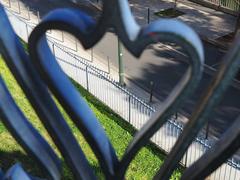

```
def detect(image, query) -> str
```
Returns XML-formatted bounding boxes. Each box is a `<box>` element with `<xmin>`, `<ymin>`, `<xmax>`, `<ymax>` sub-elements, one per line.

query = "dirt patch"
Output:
<box><xmin>154</xmin><ymin>8</ymin><xmax>185</xmax><ymax>18</ymax></box>
<box><xmin>215</xmin><ymin>32</ymin><xmax>235</xmax><ymax>47</ymax></box>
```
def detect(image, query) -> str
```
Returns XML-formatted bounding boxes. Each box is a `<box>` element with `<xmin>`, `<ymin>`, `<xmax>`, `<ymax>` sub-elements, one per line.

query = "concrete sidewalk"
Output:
<box><xmin>89</xmin><ymin>0</ymin><xmax>236</xmax><ymax>49</ymax></box>
<box><xmin>131</xmin><ymin>0</ymin><xmax>235</xmax><ymax>39</ymax></box>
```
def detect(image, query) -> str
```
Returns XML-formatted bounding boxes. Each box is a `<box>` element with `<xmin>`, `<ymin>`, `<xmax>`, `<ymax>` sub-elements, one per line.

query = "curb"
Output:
<box><xmin>201</xmin><ymin>36</ymin><xmax>229</xmax><ymax>51</ymax></box>
<box><xmin>86</xmin><ymin>0</ymin><xmax>102</xmax><ymax>11</ymax></box>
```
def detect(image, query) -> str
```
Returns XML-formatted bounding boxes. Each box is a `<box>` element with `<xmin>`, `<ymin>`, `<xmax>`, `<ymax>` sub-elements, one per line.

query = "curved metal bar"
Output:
<box><xmin>0</xmin><ymin>168</ymin><xmax>3</xmax><ymax>179</ymax></box>
<box><xmin>116</xmin><ymin>19</ymin><xmax>204</xmax><ymax>179</ymax></box>
<box><xmin>154</xmin><ymin>35</ymin><xmax>240</xmax><ymax>180</ymax></box>
<box><xmin>0</xmin><ymin>77</ymin><xmax>61</xmax><ymax>179</ymax></box>
<box><xmin>181</xmin><ymin>116</ymin><xmax>240</xmax><ymax>180</ymax></box>
<box><xmin>4</xmin><ymin>164</ymin><xmax>32</xmax><ymax>180</ymax></box>
<box><xmin>28</xmin><ymin>3</ymin><xmax>205</xmax><ymax>179</ymax></box>
<box><xmin>28</xmin><ymin>8</ymin><xmax>118</xmax><ymax>178</ymax></box>
<box><xmin>0</xmin><ymin>5</ymin><xmax>95</xmax><ymax>179</ymax></box>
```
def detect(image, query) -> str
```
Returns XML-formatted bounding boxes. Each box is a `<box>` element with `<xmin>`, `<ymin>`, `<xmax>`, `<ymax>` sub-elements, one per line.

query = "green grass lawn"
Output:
<box><xmin>0</xmin><ymin>57</ymin><xmax>182</xmax><ymax>179</ymax></box>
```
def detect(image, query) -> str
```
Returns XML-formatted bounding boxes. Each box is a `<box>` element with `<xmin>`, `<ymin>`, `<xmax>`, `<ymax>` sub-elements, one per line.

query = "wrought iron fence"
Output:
<box><xmin>52</xmin><ymin>41</ymin><xmax>240</xmax><ymax>179</ymax></box>
<box><xmin>1</xmin><ymin>1</ymin><xmax>240</xmax><ymax>179</ymax></box>
<box><xmin>190</xmin><ymin>0</ymin><xmax>240</xmax><ymax>13</ymax></box>
<box><xmin>221</xmin><ymin>0</ymin><xmax>240</xmax><ymax>10</ymax></box>
<box><xmin>90</xmin><ymin>0</ymin><xmax>240</xmax><ymax>13</ymax></box>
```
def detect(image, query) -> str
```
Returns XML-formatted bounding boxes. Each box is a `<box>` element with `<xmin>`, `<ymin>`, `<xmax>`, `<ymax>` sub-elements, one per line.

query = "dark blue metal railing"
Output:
<box><xmin>0</xmin><ymin>0</ymin><xmax>239</xmax><ymax>179</ymax></box>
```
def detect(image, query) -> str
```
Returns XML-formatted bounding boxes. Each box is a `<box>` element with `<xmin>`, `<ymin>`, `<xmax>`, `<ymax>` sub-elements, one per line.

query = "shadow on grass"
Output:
<box><xmin>0</xmin><ymin>149</ymin><xmax>104</xmax><ymax>179</ymax></box>
<box><xmin>0</xmin><ymin>150</ymin><xmax>45</xmax><ymax>178</ymax></box>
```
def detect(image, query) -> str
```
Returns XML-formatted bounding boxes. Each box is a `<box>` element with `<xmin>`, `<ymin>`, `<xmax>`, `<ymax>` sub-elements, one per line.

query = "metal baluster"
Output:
<box><xmin>86</xmin><ymin>66</ymin><xmax>89</xmax><ymax>91</ymax></box>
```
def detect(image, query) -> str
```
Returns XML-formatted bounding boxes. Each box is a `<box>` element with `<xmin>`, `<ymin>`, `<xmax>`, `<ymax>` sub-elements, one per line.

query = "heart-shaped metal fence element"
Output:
<box><xmin>27</xmin><ymin>1</ymin><xmax>203</xmax><ymax>179</ymax></box>
<box><xmin>1</xmin><ymin>0</ymin><xmax>239</xmax><ymax>179</ymax></box>
<box><xmin>3</xmin><ymin>164</ymin><xmax>32</xmax><ymax>179</ymax></box>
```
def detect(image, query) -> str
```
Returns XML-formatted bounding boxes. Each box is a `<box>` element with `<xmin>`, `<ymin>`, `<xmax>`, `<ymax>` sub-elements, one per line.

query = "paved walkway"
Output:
<box><xmin>131</xmin><ymin>0</ymin><xmax>235</xmax><ymax>39</ymax></box>
<box><xmin>89</xmin><ymin>0</ymin><xmax>236</xmax><ymax>48</ymax></box>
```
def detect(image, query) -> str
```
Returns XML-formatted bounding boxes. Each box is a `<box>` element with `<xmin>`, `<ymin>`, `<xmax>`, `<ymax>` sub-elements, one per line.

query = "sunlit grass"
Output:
<box><xmin>0</xmin><ymin>57</ymin><xmax>182</xmax><ymax>179</ymax></box>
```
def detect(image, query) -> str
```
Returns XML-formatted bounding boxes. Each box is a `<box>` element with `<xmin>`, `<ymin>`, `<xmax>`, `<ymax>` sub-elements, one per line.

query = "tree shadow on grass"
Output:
<box><xmin>0</xmin><ymin>149</ymin><xmax>104</xmax><ymax>179</ymax></box>
<box><xmin>0</xmin><ymin>150</ymin><xmax>45</xmax><ymax>178</ymax></box>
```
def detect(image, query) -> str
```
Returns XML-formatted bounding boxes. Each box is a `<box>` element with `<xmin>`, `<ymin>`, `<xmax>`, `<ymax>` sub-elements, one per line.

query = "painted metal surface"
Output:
<box><xmin>0</xmin><ymin>0</ymin><xmax>239</xmax><ymax>179</ymax></box>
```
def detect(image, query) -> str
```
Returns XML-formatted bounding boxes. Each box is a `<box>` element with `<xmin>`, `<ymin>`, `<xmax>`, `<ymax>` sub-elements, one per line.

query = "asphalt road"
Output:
<box><xmin>18</xmin><ymin>0</ymin><xmax>240</xmax><ymax>159</ymax></box>
<box><xmin>93</xmin><ymin>31</ymin><xmax>236</xmax><ymax>137</ymax></box>
<box><xmin>93</xmin><ymin>30</ymin><xmax>240</xmax><ymax>159</ymax></box>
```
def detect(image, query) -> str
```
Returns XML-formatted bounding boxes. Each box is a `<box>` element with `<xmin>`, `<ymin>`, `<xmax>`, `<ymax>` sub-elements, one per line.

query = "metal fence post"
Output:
<box><xmin>118</xmin><ymin>37</ymin><xmax>124</xmax><ymax>86</ymax></box>
<box><xmin>147</xmin><ymin>8</ymin><xmax>150</xmax><ymax>24</ymax></box>
<box><xmin>52</xmin><ymin>43</ymin><xmax>55</xmax><ymax>57</ymax></box>
<box><xmin>128</xmin><ymin>95</ymin><xmax>131</xmax><ymax>123</ymax></box>
<box><xmin>175</xmin><ymin>112</ymin><xmax>178</xmax><ymax>119</ymax></box>
<box><xmin>8</xmin><ymin>0</ymin><xmax>11</xmax><ymax>8</ymax></box>
<box><xmin>184</xmin><ymin>149</ymin><xmax>188</xmax><ymax>167</ymax></box>
<box><xmin>91</xmin><ymin>48</ymin><xmax>93</xmax><ymax>62</ymax></box>
<box><xmin>61</xmin><ymin>31</ymin><xmax>64</xmax><ymax>42</ymax></box>
<box><xmin>86</xmin><ymin>66</ymin><xmax>89</xmax><ymax>91</ymax></box>
<box><xmin>37</xmin><ymin>11</ymin><xmax>40</xmax><ymax>23</ymax></box>
<box><xmin>25</xmin><ymin>23</ymin><xmax>29</xmax><ymax>38</ymax></box>
<box><xmin>17</xmin><ymin>0</ymin><xmax>20</xmax><ymax>14</ymax></box>
<box><xmin>149</xmin><ymin>81</ymin><xmax>154</xmax><ymax>103</ymax></box>
<box><xmin>75</xmin><ymin>38</ymin><xmax>78</xmax><ymax>52</ymax></box>
<box><xmin>205</xmin><ymin>122</ymin><xmax>210</xmax><ymax>139</ymax></box>
<box><xmin>107</xmin><ymin>56</ymin><xmax>110</xmax><ymax>74</ymax></box>
<box><xmin>74</xmin><ymin>54</ymin><xmax>77</xmax><ymax>81</ymax></box>
<box><xmin>27</xmin><ymin>6</ymin><xmax>30</xmax><ymax>20</ymax></box>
